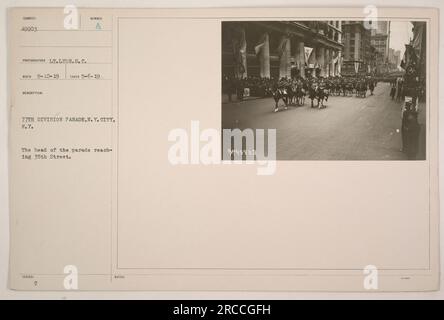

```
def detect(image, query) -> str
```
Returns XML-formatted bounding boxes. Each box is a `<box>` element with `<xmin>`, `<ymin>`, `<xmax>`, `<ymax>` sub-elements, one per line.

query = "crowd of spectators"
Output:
<box><xmin>222</xmin><ymin>75</ymin><xmax>275</xmax><ymax>101</ymax></box>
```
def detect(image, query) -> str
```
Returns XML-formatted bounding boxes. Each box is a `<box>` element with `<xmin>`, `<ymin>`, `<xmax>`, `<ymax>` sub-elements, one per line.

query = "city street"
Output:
<box><xmin>222</xmin><ymin>82</ymin><xmax>426</xmax><ymax>160</ymax></box>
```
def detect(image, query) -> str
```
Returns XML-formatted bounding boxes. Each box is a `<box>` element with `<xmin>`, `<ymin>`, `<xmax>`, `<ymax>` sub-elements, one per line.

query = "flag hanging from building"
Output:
<box><xmin>400</xmin><ymin>46</ymin><xmax>408</xmax><ymax>69</ymax></box>
<box><xmin>277</xmin><ymin>36</ymin><xmax>289</xmax><ymax>58</ymax></box>
<box><xmin>400</xmin><ymin>44</ymin><xmax>418</xmax><ymax>70</ymax></box>
<box><xmin>411</xmin><ymin>22</ymin><xmax>425</xmax><ymax>61</ymax></box>
<box><xmin>239</xmin><ymin>28</ymin><xmax>246</xmax><ymax>55</ymax></box>
<box><xmin>304</xmin><ymin>47</ymin><xmax>313</xmax><ymax>63</ymax></box>
<box><xmin>231</xmin><ymin>27</ymin><xmax>247</xmax><ymax>76</ymax></box>
<box><xmin>254</xmin><ymin>42</ymin><xmax>265</xmax><ymax>55</ymax></box>
<box><xmin>354</xmin><ymin>62</ymin><xmax>360</xmax><ymax>74</ymax></box>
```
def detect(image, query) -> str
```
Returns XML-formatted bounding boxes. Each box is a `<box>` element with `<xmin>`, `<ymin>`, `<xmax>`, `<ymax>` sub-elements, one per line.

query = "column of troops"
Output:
<box><xmin>223</xmin><ymin>75</ymin><xmax>377</xmax><ymax>112</ymax></box>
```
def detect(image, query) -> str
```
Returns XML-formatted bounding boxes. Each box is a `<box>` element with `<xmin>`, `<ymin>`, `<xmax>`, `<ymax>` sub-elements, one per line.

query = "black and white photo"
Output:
<box><xmin>222</xmin><ymin>20</ymin><xmax>427</xmax><ymax>160</ymax></box>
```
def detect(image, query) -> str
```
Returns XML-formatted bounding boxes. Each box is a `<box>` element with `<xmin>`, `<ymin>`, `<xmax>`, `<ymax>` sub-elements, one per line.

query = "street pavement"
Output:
<box><xmin>222</xmin><ymin>82</ymin><xmax>426</xmax><ymax>160</ymax></box>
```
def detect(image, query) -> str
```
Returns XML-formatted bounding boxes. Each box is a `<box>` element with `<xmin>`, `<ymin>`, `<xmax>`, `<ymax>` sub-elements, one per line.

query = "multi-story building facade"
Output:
<box><xmin>394</xmin><ymin>50</ymin><xmax>401</xmax><ymax>67</ymax></box>
<box><xmin>371</xmin><ymin>21</ymin><xmax>390</xmax><ymax>37</ymax></box>
<box><xmin>222</xmin><ymin>21</ymin><xmax>343</xmax><ymax>80</ymax></box>
<box><xmin>341</xmin><ymin>21</ymin><xmax>373</xmax><ymax>76</ymax></box>
<box><xmin>387</xmin><ymin>48</ymin><xmax>401</xmax><ymax>71</ymax></box>
<box><xmin>411</xmin><ymin>21</ymin><xmax>426</xmax><ymax>83</ymax></box>
<box><xmin>370</xmin><ymin>20</ymin><xmax>390</xmax><ymax>74</ymax></box>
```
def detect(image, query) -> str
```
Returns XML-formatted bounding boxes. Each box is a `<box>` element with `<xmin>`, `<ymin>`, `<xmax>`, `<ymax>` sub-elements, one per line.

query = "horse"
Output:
<box><xmin>308</xmin><ymin>84</ymin><xmax>318</xmax><ymax>108</ymax></box>
<box><xmin>345</xmin><ymin>82</ymin><xmax>354</xmax><ymax>96</ymax></box>
<box><xmin>308</xmin><ymin>84</ymin><xmax>328</xmax><ymax>109</ymax></box>
<box><xmin>339</xmin><ymin>82</ymin><xmax>346</xmax><ymax>96</ymax></box>
<box><xmin>369</xmin><ymin>81</ymin><xmax>375</xmax><ymax>95</ymax></box>
<box><xmin>332</xmin><ymin>82</ymin><xmax>341</xmax><ymax>96</ymax></box>
<box><xmin>294</xmin><ymin>83</ymin><xmax>306</xmax><ymax>105</ymax></box>
<box><xmin>356</xmin><ymin>82</ymin><xmax>367</xmax><ymax>98</ymax></box>
<box><xmin>285</xmin><ymin>84</ymin><xmax>297</xmax><ymax>105</ymax></box>
<box><xmin>316</xmin><ymin>85</ymin><xmax>329</xmax><ymax>109</ymax></box>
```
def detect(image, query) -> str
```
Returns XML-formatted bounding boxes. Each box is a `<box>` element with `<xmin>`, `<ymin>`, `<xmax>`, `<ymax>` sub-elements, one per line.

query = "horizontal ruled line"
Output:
<box><xmin>33</xmin><ymin>29</ymin><xmax>112</xmax><ymax>32</ymax></box>
<box><xmin>20</xmin><ymin>45</ymin><xmax>112</xmax><ymax>48</ymax></box>
<box><xmin>19</xmin><ymin>78</ymin><xmax>112</xmax><ymax>81</ymax></box>
<box><xmin>19</xmin><ymin>62</ymin><xmax>112</xmax><ymax>65</ymax></box>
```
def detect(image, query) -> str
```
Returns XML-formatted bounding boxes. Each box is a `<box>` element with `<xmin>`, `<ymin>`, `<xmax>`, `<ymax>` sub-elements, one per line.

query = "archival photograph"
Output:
<box><xmin>222</xmin><ymin>20</ymin><xmax>427</xmax><ymax>160</ymax></box>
